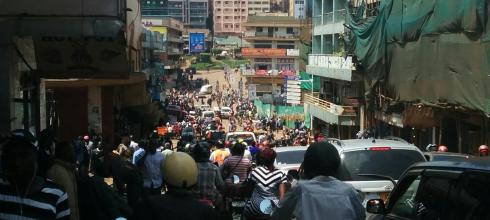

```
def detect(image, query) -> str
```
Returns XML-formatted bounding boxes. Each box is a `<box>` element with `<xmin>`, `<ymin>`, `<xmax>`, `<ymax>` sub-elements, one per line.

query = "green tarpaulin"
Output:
<box><xmin>299</xmin><ymin>71</ymin><xmax>320</xmax><ymax>92</ymax></box>
<box><xmin>348</xmin><ymin>0</ymin><xmax>490</xmax><ymax>114</ymax></box>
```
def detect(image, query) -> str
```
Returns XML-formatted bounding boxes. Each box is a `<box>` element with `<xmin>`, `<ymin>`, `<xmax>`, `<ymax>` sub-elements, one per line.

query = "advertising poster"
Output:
<box><xmin>189</xmin><ymin>33</ymin><xmax>205</xmax><ymax>53</ymax></box>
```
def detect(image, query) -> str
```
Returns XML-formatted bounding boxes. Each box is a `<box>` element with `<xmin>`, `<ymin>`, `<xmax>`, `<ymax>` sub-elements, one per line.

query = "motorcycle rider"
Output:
<box><xmin>272</xmin><ymin>142</ymin><xmax>365</xmax><ymax>220</ymax></box>
<box><xmin>426</xmin><ymin>144</ymin><xmax>438</xmax><ymax>152</ymax></box>
<box><xmin>191</xmin><ymin>142</ymin><xmax>225</xmax><ymax>205</ymax></box>
<box><xmin>134</xmin><ymin>152</ymin><xmax>217</xmax><ymax>220</ymax></box>
<box><xmin>437</xmin><ymin>145</ymin><xmax>448</xmax><ymax>152</ymax></box>
<box><xmin>209</xmin><ymin>139</ymin><xmax>230</xmax><ymax>166</ymax></box>
<box><xmin>478</xmin><ymin>145</ymin><xmax>489</xmax><ymax>156</ymax></box>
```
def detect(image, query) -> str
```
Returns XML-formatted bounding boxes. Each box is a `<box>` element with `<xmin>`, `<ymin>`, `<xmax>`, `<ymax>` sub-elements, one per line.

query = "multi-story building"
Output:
<box><xmin>292</xmin><ymin>0</ymin><xmax>306</xmax><ymax>19</ymax></box>
<box><xmin>248</xmin><ymin>0</ymin><xmax>270</xmax><ymax>15</ymax></box>
<box><xmin>213</xmin><ymin>0</ymin><xmax>248</xmax><ymax>36</ymax></box>
<box><xmin>142</xmin><ymin>0</ymin><xmax>209</xmax><ymax>29</ymax></box>
<box><xmin>241</xmin><ymin>16</ymin><xmax>302</xmax><ymax>99</ymax></box>
<box><xmin>143</xmin><ymin>18</ymin><xmax>184</xmax><ymax>70</ymax></box>
<box><xmin>305</xmin><ymin>0</ymin><xmax>362</xmax><ymax>138</ymax></box>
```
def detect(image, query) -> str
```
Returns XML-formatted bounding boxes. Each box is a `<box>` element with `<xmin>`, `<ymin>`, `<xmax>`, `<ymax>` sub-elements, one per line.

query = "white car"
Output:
<box><xmin>198</xmin><ymin>104</ymin><xmax>211</xmax><ymax>111</ymax></box>
<box><xmin>225</xmin><ymin>132</ymin><xmax>257</xmax><ymax>143</ymax></box>
<box><xmin>199</xmin><ymin>85</ymin><xmax>213</xmax><ymax>97</ymax></box>
<box><xmin>220</xmin><ymin>107</ymin><xmax>232</xmax><ymax>119</ymax></box>
<box><xmin>202</xmin><ymin>110</ymin><xmax>215</xmax><ymax>119</ymax></box>
<box><xmin>273</xmin><ymin>138</ymin><xmax>426</xmax><ymax>206</ymax></box>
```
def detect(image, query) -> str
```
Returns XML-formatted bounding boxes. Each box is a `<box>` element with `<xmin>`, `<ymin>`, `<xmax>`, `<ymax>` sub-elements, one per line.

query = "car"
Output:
<box><xmin>225</xmin><ymin>132</ymin><xmax>257</xmax><ymax>143</ymax></box>
<box><xmin>198</xmin><ymin>104</ymin><xmax>211</xmax><ymax>111</ymax></box>
<box><xmin>166</xmin><ymin>105</ymin><xmax>185</xmax><ymax>116</ymax></box>
<box><xmin>329</xmin><ymin>138</ymin><xmax>426</xmax><ymax>205</ymax></box>
<box><xmin>423</xmin><ymin>151</ymin><xmax>474</xmax><ymax>161</ymax></box>
<box><xmin>198</xmin><ymin>85</ymin><xmax>213</xmax><ymax>97</ymax></box>
<box><xmin>274</xmin><ymin>146</ymin><xmax>308</xmax><ymax>173</ymax></box>
<box><xmin>202</xmin><ymin>110</ymin><xmax>215</xmax><ymax>119</ymax></box>
<box><xmin>220</xmin><ymin>107</ymin><xmax>232</xmax><ymax>119</ymax></box>
<box><xmin>181</xmin><ymin>127</ymin><xmax>195</xmax><ymax>143</ymax></box>
<box><xmin>365</xmin><ymin>158</ymin><xmax>490</xmax><ymax>220</ymax></box>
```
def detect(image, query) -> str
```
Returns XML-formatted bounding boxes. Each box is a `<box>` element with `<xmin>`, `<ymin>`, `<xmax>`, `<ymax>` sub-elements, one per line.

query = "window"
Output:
<box><xmin>256</xmin><ymin>27</ymin><xmax>263</xmax><ymax>32</ymax></box>
<box><xmin>235</xmin><ymin>24</ymin><xmax>240</xmax><ymax>28</ymax></box>
<box><xmin>225</xmin><ymin>24</ymin><xmax>228</xmax><ymax>28</ymax></box>
<box><xmin>286</xmin><ymin>27</ymin><xmax>294</xmax><ymax>34</ymax></box>
<box><xmin>391</xmin><ymin>176</ymin><xmax>421</xmax><ymax>218</ymax></box>
<box><xmin>274</xmin><ymin>27</ymin><xmax>278</xmax><ymax>31</ymax></box>
<box><xmin>217</xmin><ymin>16</ymin><xmax>221</xmax><ymax>19</ymax></box>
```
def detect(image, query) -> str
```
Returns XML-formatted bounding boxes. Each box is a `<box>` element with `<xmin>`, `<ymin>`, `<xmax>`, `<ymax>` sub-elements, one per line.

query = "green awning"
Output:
<box><xmin>299</xmin><ymin>71</ymin><xmax>320</xmax><ymax>92</ymax></box>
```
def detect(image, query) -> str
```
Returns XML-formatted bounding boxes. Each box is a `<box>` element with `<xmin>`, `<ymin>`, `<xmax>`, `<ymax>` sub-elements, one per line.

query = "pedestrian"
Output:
<box><xmin>191</xmin><ymin>142</ymin><xmax>225</xmax><ymax>206</ymax></box>
<box><xmin>133</xmin><ymin>152</ymin><xmax>217</xmax><ymax>220</ymax></box>
<box><xmin>47</xmin><ymin>142</ymin><xmax>80</xmax><ymax>220</ymax></box>
<box><xmin>243</xmin><ymin>148</ymin><xmax>287</xmax><ymax>219</ymax></box>
<box><xmin>272</xmin><ymin>142</ymin><xmax>365</xmax><ymax>220</ymax></box>
<box><xmin>139</xmin><ymin>137</ymin><xmax>165</xmax><ymax>196</ymax></box>
<box><xmin>0</xmin><ymin>136</ymin><xmax>71</xmax><ymax>219</ymax></box>
<box><xmin>209</xmin><ymin>140</ymin><xmax>230</xmax><ymax>166</ymax></box>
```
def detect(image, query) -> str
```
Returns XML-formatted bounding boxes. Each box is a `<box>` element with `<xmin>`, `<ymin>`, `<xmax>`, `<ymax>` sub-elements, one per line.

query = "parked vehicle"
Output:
<box><xmin>220</xmin><ymin>107</ymin><xmax>232</xmax><ymax>119</ymax></box>
<box><xmin>202</xmin><ymin>110</ymin><xmax>215</xmax><ymax>119</ymax></box>
<box><xmin>366</xmin><ymin>158</ymin><xmax>490</xmax><ymax>220</ymax></box>
<box><xmin>198</xmin><ymin>85</ymin><xmax>213</xmax><ymax>97</ymax></box>
<box><xmin>225</xmin><ymin>132</ymin><xmax>257</xmax><ymax>143</ymax></box>
<box><xmin>274</xmin><ymin>146</ymin><xmax>308</xmax><ymax>173</ymax></box>
<box><xmin>423</xmin><ymin>151</ymin><xmax>474</xmax><ymax>161</ymax></box>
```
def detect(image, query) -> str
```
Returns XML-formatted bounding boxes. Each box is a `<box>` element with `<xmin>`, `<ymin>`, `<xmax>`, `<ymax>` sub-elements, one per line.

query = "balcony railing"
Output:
<box><xmin>314</xmin><ymin>9</ymin><xmax>347</xmax><ymax>26</ymax></box>
<box><xmin>245</xmin><ymin>32</ymin><xmax>300</xmax><ymax>39</ymax></box>
<box><xmin>304</xmin><ymin>94</ymin><xmax>356</xmax><ymax>116</ymax></box>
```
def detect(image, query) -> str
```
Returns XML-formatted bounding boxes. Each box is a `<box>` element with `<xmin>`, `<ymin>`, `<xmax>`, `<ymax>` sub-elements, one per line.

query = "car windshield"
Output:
<box><xmin>338</xmin><ymin>149</ymin><xmax>425</xmax><ymax>181</ymax></box>
<box><xmin>204</xmin><ymin>113</ymin><xmax>214</xmax><ymax>117</ymax></box>
<box><xmin>276</xmin><ymin>150</ymin><xmax>307</xmax><ymax>165</ymax></box>
<box><xmin>221</xmin><ymin>109</ymin><xmax>231</xmax><ymax>112</ymax></box>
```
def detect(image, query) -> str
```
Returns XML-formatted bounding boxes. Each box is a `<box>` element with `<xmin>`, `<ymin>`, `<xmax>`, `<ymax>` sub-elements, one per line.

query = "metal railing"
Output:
<box><xmin>304</xmin><ymin>94</ymin><xmax>357</xmax><ymax>116</ymax></box>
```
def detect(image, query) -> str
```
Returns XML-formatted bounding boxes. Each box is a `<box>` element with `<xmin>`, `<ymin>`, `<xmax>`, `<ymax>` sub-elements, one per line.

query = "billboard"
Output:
<box><xmin>241</xmin><ymin>48</ymin><xmax>286</xmax><ymax>57</ymax></box>
<box><xmin>189</xmin><ymin>32</ymin><xmax>206</xmax><ymax>53</ymax></box>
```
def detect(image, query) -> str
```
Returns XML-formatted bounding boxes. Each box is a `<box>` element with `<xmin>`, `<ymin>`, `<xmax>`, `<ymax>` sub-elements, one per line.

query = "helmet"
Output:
<box><xmin>216</xmin><ymin>139</ymin><xmax>225</xmax><ymax>148</ymax></box>
<box><xmin>163</xmin><ymin>152</ymin><xmax>198</xmax><ymax>188</ymax></box>
<box><xmin>426</xmin><ymin>144</ymin><xmax>437</xmax><ymax>152</ymax></box>
<box><xmin>437</xmin><ymin>145</ymin><xmax>448</xmax><ymax>152</ymax></box>
<box><xmin>192</xmin><ymin>142</ymin><xmax>211</xmax><ymax>162</ymax></box>
<box><xmin>479</xmin><ymin>145</ymin><xmax>489</xmax><ymax>156</ymax></box>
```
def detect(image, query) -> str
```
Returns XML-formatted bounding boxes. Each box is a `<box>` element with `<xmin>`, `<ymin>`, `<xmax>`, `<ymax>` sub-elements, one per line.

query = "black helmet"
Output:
<box><xmin>216</xmin><ymin>139</ymin><xmax>225</xmax><ymax>148</ymax></box>
<box><xmin>192</xmin><ymin>142</ymin><xmax>211</xmax><ymax>162</ymax></box>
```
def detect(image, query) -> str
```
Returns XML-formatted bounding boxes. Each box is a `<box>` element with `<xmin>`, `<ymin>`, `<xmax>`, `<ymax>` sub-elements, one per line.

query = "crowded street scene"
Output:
<box><xmin>1</xmin><ymin>0</ymin><xmax>490</xmax><ymax>220</ymax></box>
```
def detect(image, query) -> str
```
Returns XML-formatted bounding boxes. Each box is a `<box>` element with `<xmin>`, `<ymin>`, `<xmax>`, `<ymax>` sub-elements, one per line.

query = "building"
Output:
<box><xmin>213</xmin><ymin>0</ymin><xmax>248</xmax><ymax>36</ymax></box>
<box><xmin>305</xmin><ymin>0</ymin><xmax>361</xmax><ymax>139</ymax></box>
<box><xmin>248</xmin><ymin>0</ymin><xmax>270</xmax><ymax>15</ymax></box>
<box><xmin>242</xmin><ymin>16</ymin><xmax>302</xmax><ymax>73</ymax></box>
<box><xmin>0</xmin><ymin>0</ymin><xmax>154</xmax><ymax>143</ymax></box>
<box><xmin>292</xmin><ymin>0</ymin><xmax>306</xmax><ymax>19</ymax></box>
<box><xmin>141</xmin><ymin>0</ymin><xmax>209</xmax><ymax>29</ymax></box>
<box><xmin>143</xmin><ymin>18</ymin><xmax>184</xmax><ymax>70</ymax></box>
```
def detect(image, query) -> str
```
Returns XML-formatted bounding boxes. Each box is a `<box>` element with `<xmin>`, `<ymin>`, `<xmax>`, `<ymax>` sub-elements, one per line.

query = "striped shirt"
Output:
<box><xmin>220</xmin><ymin>156</ymin><xmax>252</xmax><ymax>184</ymax></box>
<box><xmin>0</xmin><ymin>177</ymin><xmax>70</xmax><ymax>220</ymax></box>
<box><xmin>244</xmin><ymin>166</ymin><xmax>287</xmax><ymax>217</ymax></box>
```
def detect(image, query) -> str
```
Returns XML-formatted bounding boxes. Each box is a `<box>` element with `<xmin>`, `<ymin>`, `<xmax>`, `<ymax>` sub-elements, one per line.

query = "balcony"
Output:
<box><xmin>313</xmin><ymin>9</ymin><xmax>347</xmax><ymax>35</ymax></box>
<box><xmin>304</xmin><ymin>94</ymin><xmax>357</xmax><ymax>126</ymax></box>
<box><xmin>244</xmin><ymin>32</ymin><xmax>300</xmax><ymax>41</ymax></box>
<box><xmin>306</xmin><ymin>54</ymin><xmax>354</xmax><ymax>81</ymax></box>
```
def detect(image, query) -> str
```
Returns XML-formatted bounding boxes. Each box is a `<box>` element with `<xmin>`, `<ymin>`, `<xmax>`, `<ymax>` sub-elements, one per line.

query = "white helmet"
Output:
<box><xmin>163</xmin><ymin>152</ymin><xmax>198</xmax><ymax>188</ymax></box>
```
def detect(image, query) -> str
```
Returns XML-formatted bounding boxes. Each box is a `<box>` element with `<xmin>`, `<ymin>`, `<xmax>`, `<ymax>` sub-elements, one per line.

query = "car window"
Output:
<box><xmin>338</xmin><ymin>149</ymin><xmax>425</xmax><ymax>181</ymax></box>
<box><xmin>415</xmin><ymin>175</ymin><xmax>457</xmax><ymax>219</ymax></box>
<box><xmin>450</xmin><ymin>171</ymin><xmax>490</xmax><ymax>220</ymax></box>
<box><xmin>276</xmin><ymin>150</ymin><xmax>306</xmax><ymax>165</ymax></box>
<box><xmin>390</xmin><ymin>176</ymin><xmax>421</xmax><ymax>218</ymax></box>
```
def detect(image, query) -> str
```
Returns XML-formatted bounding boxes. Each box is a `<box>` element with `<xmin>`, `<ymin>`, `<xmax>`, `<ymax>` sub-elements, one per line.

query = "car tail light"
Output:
<box><xmin>369</xmin><ymin>147</ymin><xmax>392</xmax><ymax>151</ymax></box>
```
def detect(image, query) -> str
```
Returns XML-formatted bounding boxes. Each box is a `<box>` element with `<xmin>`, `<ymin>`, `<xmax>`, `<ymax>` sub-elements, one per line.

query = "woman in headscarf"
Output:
<box><xmin>243</xmin><ymin>148</ymin><xmax>286</xmax><ymax>219</ymax></box>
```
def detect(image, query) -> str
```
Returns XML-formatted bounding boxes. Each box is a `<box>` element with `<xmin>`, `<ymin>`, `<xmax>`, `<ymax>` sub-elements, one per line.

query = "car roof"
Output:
<box><xmin>275</xmin><ymin>146</ymin><xmax>308</xmax><ymax>152</ymax></box>
<box><xmin>410</xmin><ymin>157</ymin><xmax>490</xmax><ymax>171</ymax></box>
<box><xmin>227</xmin><ymin>132</ymin><xmax>255</xmax><ymax>135</ymax></box>
<box><xmin>331</xmin><ymin>139</ymin><xmax>421</xmax><ymax>153</ymax></box>
<box><xmin>202</xmin><ymin>111</ymin><xmax>214</xmax><ymax>113</ymax></box>
<box><xmin>221</xmin><ymin>107</ymin><xmax>231</xmax><ymax>110</ymax></box>
<box><xmin>423</xmin><ymin>152</ymin><xmax>474</xmax><ymax>157</ymax></box>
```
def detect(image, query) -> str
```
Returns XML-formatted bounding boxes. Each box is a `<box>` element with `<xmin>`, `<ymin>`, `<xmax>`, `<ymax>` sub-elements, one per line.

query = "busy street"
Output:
<box><xmin>1</xmin><ymin>0</ymin><xmax>490</xmax><ymax>220</ymax></box>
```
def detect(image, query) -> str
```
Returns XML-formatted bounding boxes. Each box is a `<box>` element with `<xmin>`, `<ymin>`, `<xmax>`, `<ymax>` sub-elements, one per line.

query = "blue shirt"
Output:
<box><xmin>273</xmin><ymin>176</ymin><xmax>365</xmax><ymax>220</ymax></box>
<box><xmin>142</xmin><ymin>152</ymin><xmax>165</xmax><ymax>189</ymax></box>
<box><xmin>132</xmin><ymin>148</ymin><xmax>145</xmax><ymax>164</ymax></box>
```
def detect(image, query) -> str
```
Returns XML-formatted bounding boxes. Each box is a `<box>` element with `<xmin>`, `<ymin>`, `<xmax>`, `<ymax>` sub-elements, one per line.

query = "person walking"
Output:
<box><xmin>140</xmin><ymin>138</ymin><xmax>165</xmax><ymax>196</ymax></box>
<box><xmin>0</xmin><ymin>136</ymin><xmax>71</xmax><ymax>219</ymax></box>
<box><xmin>46</xmin><ymin>142</ymin><xmax>80</xmax><ymax>220</ymax></box>
<box><xmin>272</xmin><ymin>142</ymin><xmax>365</xmax><ymax>220</ymax></box>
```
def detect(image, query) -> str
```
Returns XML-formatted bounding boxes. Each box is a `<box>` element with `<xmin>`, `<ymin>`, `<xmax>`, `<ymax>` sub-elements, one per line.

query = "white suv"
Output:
<box><xmin>327</xmin><ymin>137</ymin><xmax>426</xmax><ymax>206</ymax></box>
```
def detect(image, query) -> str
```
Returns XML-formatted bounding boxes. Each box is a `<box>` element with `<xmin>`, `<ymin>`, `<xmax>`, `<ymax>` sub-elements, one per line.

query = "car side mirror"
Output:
<box><xmin>366</xmin><ymin>199</ymin><xmax>386</xmax><ymax>214</ymax></box>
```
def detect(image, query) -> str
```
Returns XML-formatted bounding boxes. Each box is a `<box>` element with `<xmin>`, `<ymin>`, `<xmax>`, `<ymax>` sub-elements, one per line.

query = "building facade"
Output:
<box><xmin>143</xmin><ymin>18</ymin><xmax>184</xmax><ymax>70</ymax></box>
<box><xmin>305</xmin><ymin>0</ymin><xmax>362</xmax><ymax>139</ymax></box>
<box><xmin>242</xmin><ymin>16</ymin><xmax>302</xmax><ymax>73</ymax></box>
<box><xmin>213</xmin><ymin>0</ymin><xmax>248</xmax><ymax>36</ymax></box>
<box><xmin>248</xmin><ymin>0</ymin><xmax>270</xmax><ymax>15</ymax></box>
<box><xmin>142</xmin><ymin>0</ymin><xmax>209</xmax><ymax>29</ymax></box>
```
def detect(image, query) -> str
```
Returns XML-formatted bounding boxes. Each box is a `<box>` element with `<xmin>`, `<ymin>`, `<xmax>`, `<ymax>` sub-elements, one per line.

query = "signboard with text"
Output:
<box><xmin>189</xmin><ymin>33</ymin><xmax>205</xmax><ymax>53</ymax></box>
<box><xmin>241</xmin><ymin>48</ymin><xmax>286</xmax><ymax>57</ymax></box>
